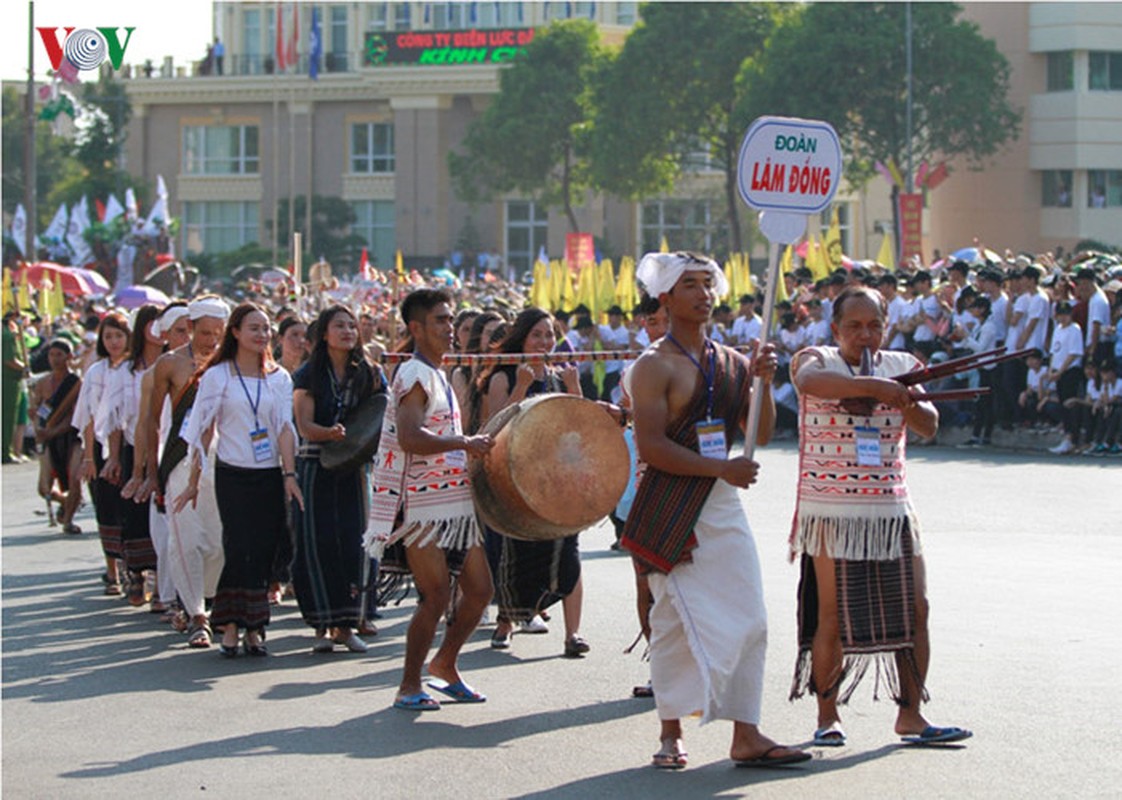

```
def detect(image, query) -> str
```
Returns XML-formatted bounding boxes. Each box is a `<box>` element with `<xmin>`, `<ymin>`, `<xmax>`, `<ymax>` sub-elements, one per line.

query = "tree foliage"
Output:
<box><xmin>588</xmin><ymin>3</ymin><xmax>782</xmax><ymax>252</ymax></box>
<box><xmin>1</xmin><ymin>86</ymin><xmax>83</xmax><ymax>227</ymax></box>
<box><xmin>741</xmin><ymin>2</ymin><xmax>1021</xmax><ymax>189</ymax></box>
<box><xmin>271</xmin><ymin>195</ymin><xmax>366</xmax><ymax>271</ymax></box>
<box><xmin>449</xmin><ymin>20</ymin><xmax>606</xmax><ymax>232</ymax></box>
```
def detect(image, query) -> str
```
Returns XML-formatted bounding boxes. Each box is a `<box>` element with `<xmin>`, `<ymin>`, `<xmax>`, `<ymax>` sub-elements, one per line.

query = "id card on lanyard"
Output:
<box><xmin>667</xmin><ymin>334</ymin><xmax>726</xmax><ymax>459</ymax></box>
<box><xmin>235</xmin><ymin>363</ymin><xmax>274</xmax><ymax>464</ymax></box>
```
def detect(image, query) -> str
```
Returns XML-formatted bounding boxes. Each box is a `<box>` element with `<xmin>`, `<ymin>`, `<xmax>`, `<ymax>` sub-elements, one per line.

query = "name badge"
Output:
<box><xmin>445</xmin><ymin>449</ymin><xmax>467</xmax><ymax>470</ymax></box>
<box><xmin>854</xmin><ymin>425</ymin><xmax>881</xmax><ymax>467</ymax></box>
<box><xmin>250</xmin><ymin>426</ymin><xmax>274</xmax><ymax>463</ymax></box>
<box><xmin>179</xmin><ymin>407</ymin><xmax>192</xmax><ymax>440</ymax></box>
<box><xmin>37</xmin><ymin>404</ymin><xmax>52</xmax><ymax>424</ymax></box>
<box><xmin>696</xmin><ymin>419</ymin><xmax>727</xmax><ymax>459</ymax></box>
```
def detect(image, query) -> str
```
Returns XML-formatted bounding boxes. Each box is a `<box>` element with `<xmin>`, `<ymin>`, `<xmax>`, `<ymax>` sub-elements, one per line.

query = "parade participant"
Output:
<box><xmin>292</xmin><ymin>305</ymin><xmax>385</xmax><ymax>654</ymax></box>
<box><xmin>454</xmin><ymin>310</ymin><xmax>503</xmax><ymax>435</ymax></box>
<box><xmin>788</xmin><ymin>285</ymin><xmax>971</xmax><ymax>747</ymax></box>
<box><xmin>150</xmin><ymin>296</ymin><xmax>228</xmax><ymax>646</ymax></box>
<box><xmin>276</xmin><ymin>315</ymin><xmax>308</xmax><ymax>376</ymax></box>
<box><xmin>622</xmin><ymin>251</ymin><xmax>806</xmax><ymax>770</ymax></box>
<box><xmin>2</xmin><ymin>312</ymin><xmax>28</xmax><ymax>463</ymax></box>
<box><xmin>82</xmin><ymin>313</ymin><xmax>131</xmax><ymax>594</ymax></box>
<box><xmin>174</xmin><ymin>303</ymin><xmax>302</xmax><ymax>658</ymax></box>
<box><xmin>32</xmin><ymin>339</ymin><xmax>83</xmax><ymax>533</ymax></box>
<box><xmin>364</xmin><ymin>288</ymin><xmax>494</xmax><ymax>710</ymax></box>
<box><xmin>123</xmin><ymin>302</ymin><xmax>191</xmax><ymax>614</ymax></box>
<box><xmin>103</xmin><ymin>305</ymin><xmax>164</xmax><ymax>606</ymax></box>
<box><xmin>480</xmin><ymin>308</ymin><xmax>588</xmax><ymax>655</ymax></box>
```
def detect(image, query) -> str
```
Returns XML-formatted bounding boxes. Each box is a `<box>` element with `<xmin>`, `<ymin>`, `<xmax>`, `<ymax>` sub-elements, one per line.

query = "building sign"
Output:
<box><xmin>898</xmin><ymin>193</ymin><xmax>923</xmax><ymax>263</ymax></box>
<box><xmin>736</xmin><ymin>116</ymin><xmax>843</xmax><ymax>214</ymax></box>
<box><xmin>365</xmin><ymin>28</ymin><xmax>535</xmax><ymax>67</ymax></box>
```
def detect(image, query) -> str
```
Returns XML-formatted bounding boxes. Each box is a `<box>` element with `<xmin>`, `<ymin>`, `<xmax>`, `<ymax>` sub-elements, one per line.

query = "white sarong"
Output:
<box><xmin>166</xmin><ymin>456</ymin><xmax>224</xmax><ymax>619</ymax></box>
<box><xmin>647</xmin><ymin>478</ymin><xmax>767</xmax><ymax>724</ymax></box>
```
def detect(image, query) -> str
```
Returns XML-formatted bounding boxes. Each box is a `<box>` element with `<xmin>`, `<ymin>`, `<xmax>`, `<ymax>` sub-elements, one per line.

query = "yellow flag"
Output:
<box><xmin>51</xmin><ymin>273</ymin><xmax>66</xmax><ymax>318</ymax></box>
<box><xmin>531</xmin><ymin>259</ymin><xmax>550</xmax><ymax>309</ymax></box>
<box><xmin>776</xmin><ymin>246</ymin><xmax>792</xmax><ymax>303</ymax></box>
<box><xmin>806</xmin><ymin>232</ymin><xmax>830</xmax><ymax>282</ymax></box>
<box><xmin>737</xmin><ymin>252</ymin><xmax>755</xmax><ymax>297</ymax></box>
<box><xmin>17</xmin><ymin>268</ymin><xmax>32</xmax><ymax>312</ymax></box>
<box><xmin>1</xmin><ymin>268</ymin><xmax>14</xmax><ymax>315</ymax></box>
<box><xmin>659</xmin><ymin>236</ymin><xmax>669</xmax><ymax>254</ymax></box>
<box><xmin>876</xmin><ymin>231</ymin><xmax>895</xmax><ymax>272</ymax></box>
<box><xmin>395</xmin><ymin>249</ymin><xmax>404</xmax><ymax>276</ymax></box>
<box><xmin>885</xmin><ymin>157</ymin><xmax>904</xmax><ymax>189</ymax></box>
<box><xmin>597</xmin><ymin>259</ymin><xmax>616</xmax><ymax>321</ymax></box>
<box><xmin>576</xmin><ymin>261</ymin><xmax>597</xmax><ymax>313</ymax></box>
<box><xmin>38</xmin><ymin>277</ymin><xmax>52</xmax><ymax>321</ymax></box>
<box><xmin>723</xmin><ymin>261</ymin><xmax>736</xmax><ymax>304</ymax></box>
<box><xmin>824</xmin><ymin>206</ymin><xmax>843</xmax><ymax>271</ymax></box>
<box><xmin>556</xmin><ymin>260</ymin><xmax>576</xmax><ymax>311</ymax></box>
<box><xmin>614</xmin><ymin>255</ymin><xmax>638</xmax><ymax>312</ymax></box>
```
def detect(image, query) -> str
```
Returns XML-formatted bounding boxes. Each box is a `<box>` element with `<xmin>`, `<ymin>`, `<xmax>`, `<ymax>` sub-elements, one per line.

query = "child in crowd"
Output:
<box><xmin>1089</xmin><ymin>361</ymin><xmax>1121</xmax><ymax>454</ymax></box>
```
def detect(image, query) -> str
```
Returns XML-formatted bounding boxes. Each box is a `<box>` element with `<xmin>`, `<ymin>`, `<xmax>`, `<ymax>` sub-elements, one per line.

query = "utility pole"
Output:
<box><xmin>24</xmin><ymin>0</ymin><xmax>37</xmax><ymax>259</ymax></box>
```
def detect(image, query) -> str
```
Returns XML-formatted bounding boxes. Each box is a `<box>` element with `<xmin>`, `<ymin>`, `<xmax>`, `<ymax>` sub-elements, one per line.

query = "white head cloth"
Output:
<box><xmin>151</xmin><ymin>305</ymin><xmax>189</xmax><ymax>337</ymax></box>
<box><xmin>636</xmin><ymin>251</ymin><xmax>728</xmax><ymax>299</ymax></box>
<box><xmin>187</xmin><ymin>296</ymin><xmax>230</xmax><ymax>321</ymax></box>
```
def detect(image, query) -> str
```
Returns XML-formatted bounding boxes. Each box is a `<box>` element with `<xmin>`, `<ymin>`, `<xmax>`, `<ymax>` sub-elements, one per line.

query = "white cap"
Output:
<box><xmin>636</xmin><ymin>251</ymin><xmax>728</xmax><ymax>299</ymax></box>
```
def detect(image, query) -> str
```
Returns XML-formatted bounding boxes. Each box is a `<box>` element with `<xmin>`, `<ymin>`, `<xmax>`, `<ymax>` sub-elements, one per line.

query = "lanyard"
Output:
<box><xmin>413</xmin><ymin>352</ymin><xmax>456</xmax><ymax>419</ymax></box>
<box><xmin>666</xmin><ymin>333</ymin><xmax>715</xmax><ymax>420</ymax></box>
<box><xmin>327</xmin><ymin>363</ymin><xmax>347</xmax><ymax>421</ymax></box>
<box><xmin>233</xmin><ymin>361</ymin><xmax>263</xmax><ymax>428</ymax></box>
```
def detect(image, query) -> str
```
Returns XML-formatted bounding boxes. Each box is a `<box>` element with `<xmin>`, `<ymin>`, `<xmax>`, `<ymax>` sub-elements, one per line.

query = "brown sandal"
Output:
<box><xmin>652</xmin><ymin>738</ymin><xmax>688</xmax><ymax>770</ymax></box>
<box><xmin>187</xmin><ymin>623</ymin><xmax>212</xmax><ymax>649</ymax></box>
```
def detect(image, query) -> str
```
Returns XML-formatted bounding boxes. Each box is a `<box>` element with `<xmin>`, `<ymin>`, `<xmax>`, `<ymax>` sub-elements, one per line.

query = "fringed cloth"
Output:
<box><xmin>789</xmin><ymin>526</ymin><xmax>927</xmax><ymax>706</ymax></box>
<box><xmin>621</xmin><ymin>344</ymin><xmax>752</xmax><ymax>574</ymax></box>
<box><xmin>211</xmin><ymin>460</ymin><xmax>286</xmax><ymax>630</ymax></box>
<box><xmin>363</xmin><ymin>358</ymin><xmax>481</xmax><ymax>557</ymax></box>
<box><xmin>789</xmin><ymin>347</ymin><xmax>923</xmax><ymax>562</ymax></box>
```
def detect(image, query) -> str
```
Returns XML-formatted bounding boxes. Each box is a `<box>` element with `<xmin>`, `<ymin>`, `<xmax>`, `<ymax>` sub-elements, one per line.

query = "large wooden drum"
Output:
<box><xmin>471</xmin><ymin>394</ymin><xmax>629</xmax><ymax>541</ymax></box>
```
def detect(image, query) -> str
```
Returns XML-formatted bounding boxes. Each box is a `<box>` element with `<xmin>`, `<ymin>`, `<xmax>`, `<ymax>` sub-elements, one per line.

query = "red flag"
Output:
<box><xmin>275</xmin><ymin>3</ymin><xmax>286</xmax><ymax>71</ymax></box>
<box><xmin>286</xmin><ymin>5</ymin><xmax>298</xmax><ymax>69</ymax></box>
<box><xmin>95</xmin><ymin>198</ymin><xmax>106</xmax><ymax>223</ymax></box>
<box><xmin>360</xmin><ymin>247</ymin><xmax>370</xmax><ymax>280</ymax></box>
<box><xmin>925</xmin><ymin>162</ymin><xmax>950</xmax><ymax>190</ymax></box>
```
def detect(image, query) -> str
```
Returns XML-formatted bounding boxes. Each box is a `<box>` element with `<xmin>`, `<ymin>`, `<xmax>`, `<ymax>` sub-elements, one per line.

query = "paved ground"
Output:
<box><xmin>2</xmin><ymin>441</ymin><xmax>1120</xmax><ymax>798</ymax></box>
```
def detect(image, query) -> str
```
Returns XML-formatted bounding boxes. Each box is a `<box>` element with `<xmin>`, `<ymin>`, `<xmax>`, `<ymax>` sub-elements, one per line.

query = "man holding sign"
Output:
<box><xmin>622</xmin><ymin>251</ymin><xmax>808</xmax><ymax>770</ymax></box>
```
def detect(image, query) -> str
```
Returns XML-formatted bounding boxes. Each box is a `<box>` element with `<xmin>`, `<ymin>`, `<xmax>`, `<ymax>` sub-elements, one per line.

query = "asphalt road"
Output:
<box><xmin>2</xmin><ymin>442</ymin><xmax>1120</xmax><ymax>799</ymax></box>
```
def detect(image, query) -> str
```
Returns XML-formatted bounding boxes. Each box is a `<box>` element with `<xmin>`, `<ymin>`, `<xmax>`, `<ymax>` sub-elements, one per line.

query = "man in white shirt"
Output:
<box><xmin>1075</xmin><ymin>267</ymin><xmax>1112</xmax><ymax>366</ymax></box>
<box><xmin>878</xmin><ymin>275</ymin><xmax>910</xmax><ymax>351</ymax></box>
<box><xmin>1046</xmin><ymin>303</ymin><xmax>1086</xmax><ymax>454</ymax></box>
<box><xmin>731</xmin><ymin>294</ymin><xmax>763</xmax><ymax>346</ymax></box>
<box><xmin>910</xmin><ymin>271</ymin><xmax>944</xmax><ymax>346</ymax></box>
<box><xmin>599</xmin><ymin>305</ymin><xmax>632</xmax><ymax>401</ymax></box>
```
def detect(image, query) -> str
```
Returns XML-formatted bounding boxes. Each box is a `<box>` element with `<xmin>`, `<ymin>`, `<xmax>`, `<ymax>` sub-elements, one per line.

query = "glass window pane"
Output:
<box><xmin>1090</xmin><ymin>52</ymin><xmax>1108</xmax><ymax>90</ymax></box>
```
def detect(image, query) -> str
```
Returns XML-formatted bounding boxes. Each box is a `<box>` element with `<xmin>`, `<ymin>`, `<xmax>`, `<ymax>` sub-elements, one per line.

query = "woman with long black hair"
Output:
<box><xmin>175</xmin><ymin>303</ymin><xmax>303</xmax><ymax>658</ymax></box>
<box><xmin>106</xmin><ymin>304</ymin><xmax>165</xmax><ymax>606</ymax></box>
<box><xmin>291</xmin><ymin>305</ymin><xmax>386</xmax><ymax>653</ymax></box>
<box><xmin>78</xmin><ymin>312</ymin><xmax>130</xmax><ymax>594</ymax></box>
<box><xmin>478</xmin><ymin>307</ymin><xmax>592</xmax><ymax>657</ymax></box>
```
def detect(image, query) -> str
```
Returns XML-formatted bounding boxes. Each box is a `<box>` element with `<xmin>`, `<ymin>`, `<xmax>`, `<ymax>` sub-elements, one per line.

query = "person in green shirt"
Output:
<box><xmin>2</xmin><ymin>312</ymin><xmax>28</xmax><ymax>463</ymax></box>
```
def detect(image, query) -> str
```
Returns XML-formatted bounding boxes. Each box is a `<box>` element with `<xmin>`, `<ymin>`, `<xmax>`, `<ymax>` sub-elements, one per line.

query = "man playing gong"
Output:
<box><xmin>622</xmin><ymin>251</ymin><xmax>809</xmax><ymax>770</ymax></box>
<box><xmin>364</xmin><ymin>288</ymin><xmax>494</xmax><ymax>710</ymax></box>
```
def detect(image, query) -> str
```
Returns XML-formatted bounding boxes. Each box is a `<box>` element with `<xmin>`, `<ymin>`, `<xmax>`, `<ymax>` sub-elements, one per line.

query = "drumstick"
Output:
<box><xmin>914</xmin><ymin>387</ymin><xmax>991</xmax><ymax>402</ymax></box>
<box><xmin>894</xmin><ymin>348</ymin><xmax>1032</xmax><ymax>386</ymax></box>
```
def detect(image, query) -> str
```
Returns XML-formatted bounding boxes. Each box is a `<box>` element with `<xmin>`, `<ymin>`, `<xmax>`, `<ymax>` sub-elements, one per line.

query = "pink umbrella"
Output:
<box><xmin>68</xmin><ymin>266</ymin><xmax>111</xmax><ymax>294</ymax></box>
<box><xmin>113</xmin><ymin>284</ymin><xmax>170</xmax><ymax>309</ymax></box>
<box><xmin>20</xmin><ymin>262</ymin><xmax>98</xmax><ymax>297</ymax></box>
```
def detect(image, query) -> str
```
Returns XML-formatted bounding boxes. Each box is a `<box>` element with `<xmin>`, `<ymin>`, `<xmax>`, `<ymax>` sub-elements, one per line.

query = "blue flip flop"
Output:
<box><xmin>901</xmin><ymin>726</ymin><xmax>972</xmax><ymax>745</ymax></box>
<box><xmin>393</xmin><ymin>692</ymin><xmax>441</xmax><ymax>711</ymax></box>
<box><xmin>426</xmin><ymin>678</ymin><xmax>487</xmax><ymax>703</ymax></box>
<box><xmin>813</xmin><ymin>723</ymin><xmax>847</xmax><ymax>747</ymax></box>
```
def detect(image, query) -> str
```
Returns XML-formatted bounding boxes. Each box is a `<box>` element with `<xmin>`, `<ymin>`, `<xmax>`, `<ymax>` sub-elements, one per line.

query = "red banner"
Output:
<box><xmin>565</xmin><ymin>232</ymin><xmax>595</xmax><ymax>274</ymax></box>
<box><xmin>898</xmin><ymin>193</ymin><xmax>923</xmax><ymax>264</ymax></box>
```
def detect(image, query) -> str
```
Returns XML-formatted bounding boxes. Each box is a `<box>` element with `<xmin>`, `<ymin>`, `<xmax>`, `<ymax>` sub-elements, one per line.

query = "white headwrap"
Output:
<box><xmin>151</xmin><ymin>305</ymin><xmax>189</xmax><ymax>337</ymax></box>
<box><xmin>187</xmin><ymin>296</ymin><xmax>231</xmax><ymax>321</ymax></box>
<box><xmin>636</xmin><ymin>251</ymin><xmax>729</xmax><ymax>299</ymax></box>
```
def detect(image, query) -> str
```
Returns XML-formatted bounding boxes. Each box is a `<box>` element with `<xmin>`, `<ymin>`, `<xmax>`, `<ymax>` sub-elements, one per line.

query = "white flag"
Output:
<box><xmin>143</xmin><ymin>196</ymin><xmax>168</xmax><ymax>236</ymax></box>
<box><xmin>104</xmin><ymin>194</ymin><xmax>125</xmax><ymax>225</ymax></box>
<box><xmin>10</xmin><ymin>204</ymin><xmax>27</xmax><ymax>257</ymax></box>
<box><xmin>156</xmin><ymin>175</ymin><xmax>169</xmax><ymax>203</ymax></box>
<box><xmin>40</xmin><ymin>202</ymin><xmax>68</xmax><ymax>245</ymax></box>
<box><xmin>125</xmin><ymin>187</ymin><xmax>139</xmax><ymax>221</ymax></box>
<box><xmin>67</xmin><ymin>197</ymin><xmax>92</xmax><ymax>265</ymax></box>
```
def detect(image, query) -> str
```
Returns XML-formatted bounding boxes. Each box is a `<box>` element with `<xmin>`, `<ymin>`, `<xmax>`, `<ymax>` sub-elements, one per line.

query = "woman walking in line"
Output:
<box><xmin>175</xmin><ymin>303</ymin><xmax>303</xmax><ymax>658</ymax></box>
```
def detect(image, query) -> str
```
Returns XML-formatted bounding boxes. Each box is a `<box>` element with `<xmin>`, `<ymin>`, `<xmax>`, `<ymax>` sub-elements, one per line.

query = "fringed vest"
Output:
<box><xmin>789</xmin><ymin>346</ymin><xmax>922</xmax><ymax>562</ymax></box>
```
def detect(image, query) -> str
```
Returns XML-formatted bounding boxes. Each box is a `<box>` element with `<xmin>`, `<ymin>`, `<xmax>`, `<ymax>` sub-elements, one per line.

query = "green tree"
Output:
<box><xmin>271</xmin><ymin>195</ymin><xmax>366</xmax><ymax>272</ymax></box>
<box><xmin>741</xmin><ymin>2</ymin><xmax>1021</xmax><ymax>227</ymax></box>
<box><xmin>1</xmin><ymin>86</ymin><xmax>83</xmax><ymax>227</ymax></box>
<box><xmin>588</xmin><ymin>3</ymin><xmax>781</xmax><ymax>254</ymax></box>
<box><xmin>449</xmin><ymin>20</ymin><xmax>606</xmax><ymax>233</ymax></box>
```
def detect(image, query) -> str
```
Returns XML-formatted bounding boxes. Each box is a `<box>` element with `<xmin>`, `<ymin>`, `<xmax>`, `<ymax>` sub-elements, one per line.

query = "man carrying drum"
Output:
<box><xmin>364</xmin><ymin>288</ymin><xmax>495</xmax><ymax>710</ymax></box>
<box><xmin>622</xmin><ymin>251</ymin><xmax>809</xmax><ymax>770</ymax></box>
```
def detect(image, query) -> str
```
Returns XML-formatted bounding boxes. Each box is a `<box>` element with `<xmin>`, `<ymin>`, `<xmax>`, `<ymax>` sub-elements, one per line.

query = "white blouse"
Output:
<box><xmin>101</xmin><ymin>362</ymin><xmax>147</xmax><ymax>447</ymax></box>
<box><xmin>73</xmin><ymin>358</ymin><xmax>107</xmax><ymax>455</ymax></box>
<box><xmin>185</xmin><ymin>362</ymin><xmax>295</xmax><ymax>470</ymax></box>
<box><xmin>93</xmin><ymin>361</ymin><xmax>130</xmax><ymax>452</ymax></box>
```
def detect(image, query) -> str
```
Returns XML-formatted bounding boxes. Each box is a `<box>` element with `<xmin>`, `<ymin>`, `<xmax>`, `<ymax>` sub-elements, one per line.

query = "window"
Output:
<box><xmin>1046</xmin><ymin>51</ymin><xmax>1073</xmax><ymax>92</ymax></box>
<box><xmin>351</xmin><ymin>200</ymin><xmax>396</xmax><ymax>272</ymax></box>
<box><xmin>682</xmin><ymin>136</ymin><xmax>723</xmax><ymax>173</ymax></box>
<box><xmin>266</xmin><ymin>8</ymin><xmax>277</xmax><ymax>73</ymax></box>
<box><xmin>1087</xmin><ymin>170</ymin><xmax>1122</xmax><ymax>208</ymax></box>
<box><xmin>182</xmin><ymin>125</ymin><xmax>260</xmax><ymax>175</ymax></box>
<box><xmin>640</xmin><ymin>200</ymin><xmax>727</xmax><ymax>255</ymax></box>
<box><xmin>182</xmin><ymin>201</ymin><xmax>259</xmax><ymax>255</ymax></box>
<box><xmin>393</xmin><ymin>2</ymin><xmax>411</xmax><ymax>29</ymax></box>
<box><xmin>478</xmin><ymin>2</ymin><xmax>523</xmax><ymax>27</ymax></box>
<box><xmin>243</xmin><ymin>8</ymin><xmax>263</xmax><ymax>75</ymax></box>
<box><xmin>367</xmin><ymin>3</ymin><xmax>388</xmax><ymax>30</ymax></box>
<box><xmin>1041</xmin><ymin>170</ymin><xmax>1073</xmax><ymax>207</ymax></box>
<box><xmin>350</xmin><ymin>123</ymin><xmax>395</xmax><ymax>173</ymax></box>
<box><xmin>433</xmin><ymin>3</ymin><xmax>468</xmax><ymax>29</ymax></box>
<box><xmin>506</xmin><ymin>200</ymin><xmax>548</xmax><ymax>272</ymax></box>
<box><xmin>616</xmin><ymin>2</ymin><xmax>638</xmax><ymax>25</ymax></box>
<box><xmin>1089</xmin><ymin>52</ymin><xmax>1122</xmax><ymax>91</ymax></box>
<box><xmin>575</xmin><ymin>2</ymin><xmax>596</xmax><ymax>20</ymax></box>
<box><xmin>328</xmin><ymin>5</ymin><xmax>349</xmax><ymax>72</ymax></box>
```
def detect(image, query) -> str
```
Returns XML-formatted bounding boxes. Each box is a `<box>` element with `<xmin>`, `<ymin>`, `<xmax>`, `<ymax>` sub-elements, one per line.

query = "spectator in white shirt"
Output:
<box><xmin>878</xmin><ymin>275</ymin><xmax>911</xmax><ymax>351</ymax></box>
<box><xmin>731</xmin><ymin>294</ymin><xmax>763</xmax><ymax>346</ymax></box>
<box><xmin>1075</xmin><ymin>267</ymin><xmax>1112</xmax><ymax>365</ymax></box>
<box><xmin>598</xmin><ymin>305</ymin><xmax>631</xmax><ymax>401</ymax></box>
<box><xmin>962</xmin><ymin>296</ymin><xmax>1001</xmax><ymax>445</ymax></box>
<box><xmin>1047</xmin><ymin>303</ymin><xmax>1086</xmax><ymax>454</ymax></box>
